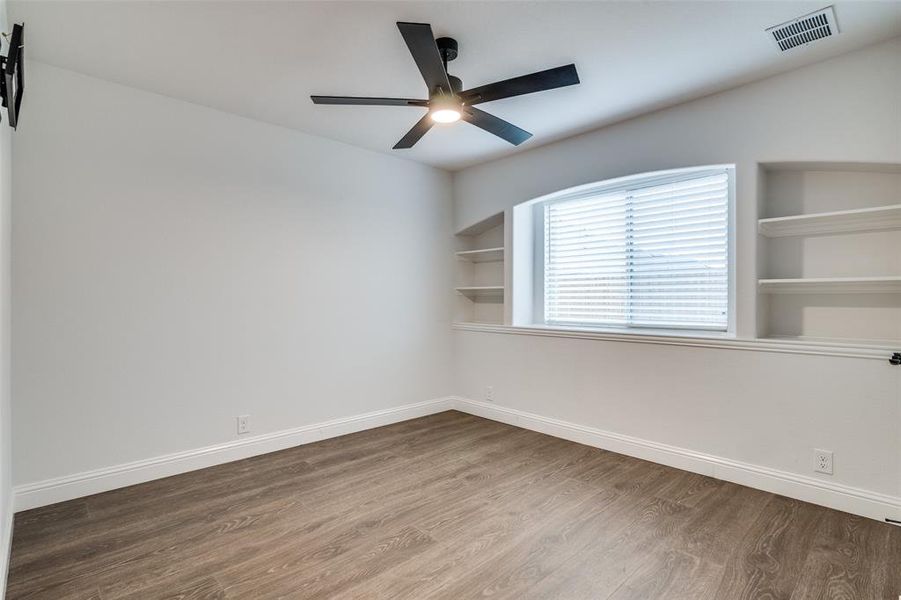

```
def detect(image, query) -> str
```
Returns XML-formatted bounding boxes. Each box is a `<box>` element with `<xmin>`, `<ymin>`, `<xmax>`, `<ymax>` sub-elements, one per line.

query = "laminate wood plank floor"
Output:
<box><xmin>7</xmin><ymin>411</ymin><xmax>901</xmax><ymax>599</ymax></box>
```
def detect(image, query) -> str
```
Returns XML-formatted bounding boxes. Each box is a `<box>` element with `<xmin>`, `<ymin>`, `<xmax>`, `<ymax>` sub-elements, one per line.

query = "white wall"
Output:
<box><xmin>0</xmin><ymin>0</ymin><xmax>12</xmax><ymax>591</ymax></box>
<box><xmin>453</xmin><ymin>40</ymin><xmax>901</xmax><ymax>511</ymax></box>
<box><xmin>7</xmin><ymin>33</ymin><xmax>901</xmax><ymax>529</ymax></box>
<box><xmin>12</xmin><ymin>63</ymin><xmax>454</xmax><ymax>488</ymax></box>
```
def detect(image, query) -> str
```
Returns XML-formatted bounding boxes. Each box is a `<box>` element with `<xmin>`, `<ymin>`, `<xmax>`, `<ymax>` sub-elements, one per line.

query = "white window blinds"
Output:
<box><xmin>543</xmin><ymin>170</ymin><xmax>729</xmax><ymax>331</ymax></box>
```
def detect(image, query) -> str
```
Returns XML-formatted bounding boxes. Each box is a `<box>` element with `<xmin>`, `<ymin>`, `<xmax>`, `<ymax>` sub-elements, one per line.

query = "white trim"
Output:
<box><xmin>531</xmin><ymin>200</ymin><xmax>545</xmax><ymax>324</ymax></box>
<box><xmin>452</xmin><ymin>398</ymin><xmax>901</xmax><ymax>522</ymax></box>
<box><xmin>11</xmin><ymin>395</ymin><xmax>899</xmax><ymax>525</ymax></box>
<box><xmin>13</xmin><ymin>397</ymin><xmax>455</xmax><ymax>512</ymax></box>
<box><xmin>452</xmin><ymin>322</ymin><xmax>895</xmax><ymax>361</ymax></box>
<box><xmin>0</xmin><ymin>506</ymin><xmax>11</xmax><ymax>600</ymax></box>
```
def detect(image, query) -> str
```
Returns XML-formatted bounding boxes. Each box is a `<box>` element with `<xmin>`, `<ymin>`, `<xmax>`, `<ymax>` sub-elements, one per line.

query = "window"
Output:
<box><xmin>535</xmin><ymin>167</ymin><xmax>732</xmax><ymax>333</ymax></box>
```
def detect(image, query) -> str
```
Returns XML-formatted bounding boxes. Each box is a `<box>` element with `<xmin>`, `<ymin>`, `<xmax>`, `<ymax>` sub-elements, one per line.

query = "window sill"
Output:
<box><xmin>451</xmin><ymin>322</ymin><xmax>896</xmax><ymax>361</ymax></box>
<box><xmin>542</xmin><ymin>323</ymin><xmax>733</xmax><ymax>340</ymax></box>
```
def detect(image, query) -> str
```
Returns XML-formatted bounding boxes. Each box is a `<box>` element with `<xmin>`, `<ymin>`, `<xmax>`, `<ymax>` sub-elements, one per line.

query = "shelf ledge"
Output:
<box><xmin>758</xmin><ymin>276</ymin><xmax>901</xmax><ymax>294</ymax></box>
<box><xmin>452</xmin><ymin>322</ymin><xmax>896</xmax><ymax>361</ymax></box>
<box><xmin>759</xmin><ymin>204</ymin><xmax>901</xmax><ymax>237</ymax></box>
<box><xmin>455</xmin><ymin>286</ymin><xmax>505</xmax><ymax>300</ymax></box>
<box><xmin>455</xmin><ymin>247</ymin><xmax>504</xmax><ymax>263</ymax></box>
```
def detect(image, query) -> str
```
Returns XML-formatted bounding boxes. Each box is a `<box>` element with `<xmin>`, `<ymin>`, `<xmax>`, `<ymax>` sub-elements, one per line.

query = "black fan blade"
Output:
<box><xmin>461</xmin><ymin>64</ymin><xmax>579</xmax><ymax>105</ymax></box>
<box><xmin>393</xmin><ymin>113</ymin><xmax>434</xmax><ymax>149</ymax></box>
<box><xmin>462</xmin><ymin>107</ymin><xmax>532</xmax><ymax>146</ymax></box>
<box><xmin>397</xmin><ymin>22</ymin><xmax>451</xmax><ymax>95</ymax></box>
<box><xmin>311</xmin><ymin>96</ymin><xmax>428</xmax><ymax>107</ymax></box>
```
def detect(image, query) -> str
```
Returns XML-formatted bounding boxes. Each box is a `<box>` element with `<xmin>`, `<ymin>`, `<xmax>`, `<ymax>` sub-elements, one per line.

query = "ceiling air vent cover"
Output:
<box><xmin>767</xmin><ymin>6</ymin><xmax>838</xmax><ymax>52</ymax></box>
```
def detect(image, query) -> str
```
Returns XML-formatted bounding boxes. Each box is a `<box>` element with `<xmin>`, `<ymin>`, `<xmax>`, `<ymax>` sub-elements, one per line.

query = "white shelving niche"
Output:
<box><xmin>454</xmin><ymin>212</ymin><xmax>506</xmax><ymax>325</ymax></box>
<box><xmin>757</xmin><ymin>162</ymin><xmax>901</xmax><ymax>349</ymax></box>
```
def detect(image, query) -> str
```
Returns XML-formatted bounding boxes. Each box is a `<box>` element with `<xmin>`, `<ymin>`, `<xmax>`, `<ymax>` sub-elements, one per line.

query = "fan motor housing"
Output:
<box><xmin>436</xmin><ymin>37</ymin><xmax>458</xmax><ymax>62</ymax></box>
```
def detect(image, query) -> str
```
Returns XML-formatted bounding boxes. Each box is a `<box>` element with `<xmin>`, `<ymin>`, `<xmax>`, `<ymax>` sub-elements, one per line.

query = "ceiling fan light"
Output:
<box><xmin>431</xmin><ymin>108</ymin><xmax>461</xmax><ymax>123</ymax></box>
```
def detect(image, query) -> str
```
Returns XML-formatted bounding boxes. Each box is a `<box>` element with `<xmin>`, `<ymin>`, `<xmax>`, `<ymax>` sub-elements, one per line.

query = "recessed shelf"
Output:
<box><xmin>456</xmin><ymin>211</ymin><xmax>504</xmax><ymax>236</ymax></box>
<box><xmin>760</xmin><ymin>161</ymin><xmax>901</xmax><ymax>174</ymax></box>
<box><xmin>455</xmin><ymin>286</ymin><xmax>505</xmax><ymax>299</ymax></box>
<box><xmin>455</xmin><ymin>247</ymin><xmax>504</xmax><ymax>263</ymax></box>
<box><xmin>758</xmin><ymin>204</ymin><xmax>901</xmax><ymax>237</ymax></box>
<box><xmin>758</xmin><ymin>164</ymin><xmax>901</xmax><ymax>342</ymax></box>
<box><xmin>455</xmin><ymin>212</ymin><xmax>506</xmax><ymax>324</ymax></box>
<box><xmin>758</xmin><ymin>276</ymin><xmax>901</xmax><ymax>294</ymax></box>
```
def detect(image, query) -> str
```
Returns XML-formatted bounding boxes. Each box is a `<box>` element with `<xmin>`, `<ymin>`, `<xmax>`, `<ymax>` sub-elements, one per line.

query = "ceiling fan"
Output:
<box><xmin>311</xmin><ymin>22</ymin><xmax>580</xmax><ymax>149</ymax></box>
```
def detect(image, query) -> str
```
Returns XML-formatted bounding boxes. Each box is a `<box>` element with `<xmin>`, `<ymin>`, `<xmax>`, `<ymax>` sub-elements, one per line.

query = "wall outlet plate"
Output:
<box><xmin>485</xmin><ymin>386</ymin><xmax>493</xmax><ymax>402</ymax></box>
<box><xmin>237</xmin><ymin>415</ymin><xmax>251</xmax><ymax>435</ymax></box>
<box><xmin>814</xmin><ymin>449</ymin><xmax>833</xmax><ymax>475</ymax></box>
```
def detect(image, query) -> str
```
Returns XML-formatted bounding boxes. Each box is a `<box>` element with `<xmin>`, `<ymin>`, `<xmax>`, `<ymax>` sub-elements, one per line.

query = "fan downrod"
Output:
<box><xmin>436</xmin><ymin>38</ymin><xmax>462</xmax><ymax>94</ymax></box>
<box><xmin>447</xmin><ymin>75</ymin><xmax>463</xmax><ymax>95</ymax></box>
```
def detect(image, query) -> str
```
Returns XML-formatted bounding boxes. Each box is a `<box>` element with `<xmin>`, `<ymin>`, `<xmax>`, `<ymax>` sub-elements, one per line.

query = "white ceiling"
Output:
<box><xmin>10</xmin><ymin>1</ymin><xmax>901</xmax><ymax>171</ymax></box>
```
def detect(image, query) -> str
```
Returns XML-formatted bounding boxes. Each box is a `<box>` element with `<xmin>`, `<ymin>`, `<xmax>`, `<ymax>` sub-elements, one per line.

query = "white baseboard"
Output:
<box><xmin>13</xmin><ymin>395</ymin><xmax>900</xmax><ymax>524</ymax></box>
<box><xmin>452</xmin><ymin>397</ymin><xmax>901</xmax><ymax>523</ymax></box>
<box><xmin>13</xmin><ymin>397</ymin><xmax>455</xmax><ymax>512</ymax></box>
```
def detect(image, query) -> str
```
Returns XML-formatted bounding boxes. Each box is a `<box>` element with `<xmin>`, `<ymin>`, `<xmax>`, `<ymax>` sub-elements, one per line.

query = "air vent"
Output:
<box><xmin>766</xmin><ymin>6</ymin><xmax>838</xmax><ymax>52</ymax></box>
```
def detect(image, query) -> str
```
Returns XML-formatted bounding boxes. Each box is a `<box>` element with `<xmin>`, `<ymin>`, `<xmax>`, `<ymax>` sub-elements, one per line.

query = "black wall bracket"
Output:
<box><xmin>890</xmin><ymin>352</ymin><xmax>901</xmax><ymax>366</ymax></box>
<box><xmin>0</xmin><ymin>23</ymin><xmax>24</xmax><ymax>129</ymax></box>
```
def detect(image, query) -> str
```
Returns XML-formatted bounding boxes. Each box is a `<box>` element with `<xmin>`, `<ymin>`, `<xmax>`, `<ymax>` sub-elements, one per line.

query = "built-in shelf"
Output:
<box><xmin>758</xmin><ymin>204</ymin><xmax>901</xmax><ymax>237</ymax></box>
<box><xmin>455</xmin><ymin>247</ymin><xmax>504</xmax><ymax>263</ymax></box>
<box><xmin>758</xmin><ymin>163</ymin><xmax>901</xmax><ymax>342</ymax></box>
<box><xmin>758</xmin><ymin>276</ymin><xmax>901</xmax><ymax>294</ymax></box>
<box><xmin>455</xmin><ymin>286</ymin><xmax>505</xmax><ymax>299</ymax></box>
<box><xmin>455</xmin><ymin>211</ymin><xmax>506</xmax><ymax>325</ymax></box>
<box><xmin>760</xmin><ymin>161</ymin><xmax>901</xmax><ymax>174</ymax></box>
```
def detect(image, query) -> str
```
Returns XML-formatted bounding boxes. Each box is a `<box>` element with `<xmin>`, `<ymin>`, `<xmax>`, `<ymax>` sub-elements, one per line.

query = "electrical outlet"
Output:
<box><xmin>814</xmin><ymin>449</ymin><xmax>833</xmax><ymax>475</ymax></box>
<box><xmin>237</xmin><ymin>415</ymin><xmax>251</xmax><ymax>435</ymax></box>
<box><xmin>485</xmin><ymin>386</ymin><xmax>493</xmax><ymax>402</ymax></box>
